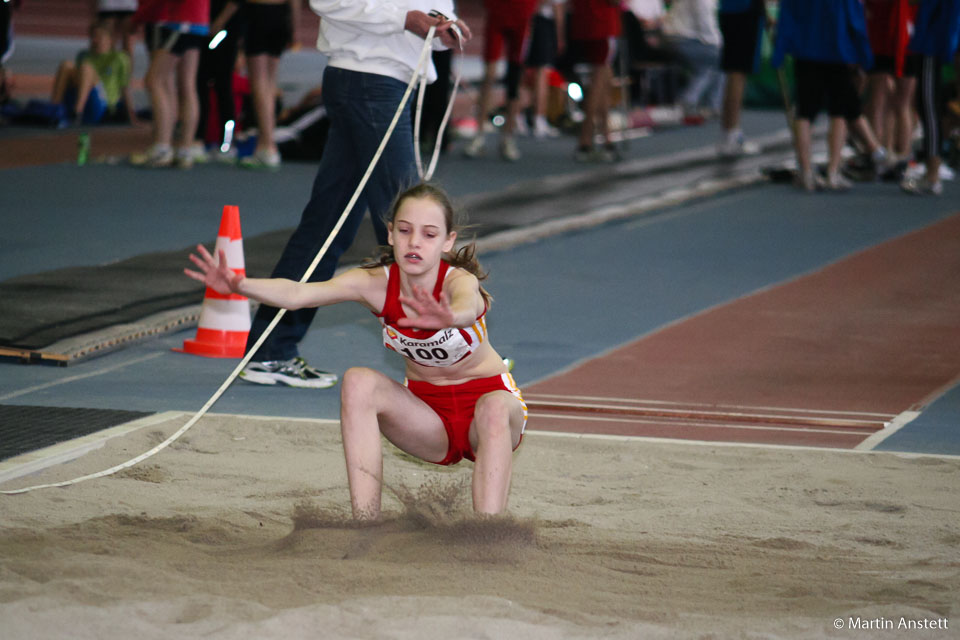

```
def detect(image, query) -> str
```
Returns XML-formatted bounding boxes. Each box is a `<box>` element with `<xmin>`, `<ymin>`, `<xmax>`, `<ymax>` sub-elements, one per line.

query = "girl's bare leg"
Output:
<box><xmin>176</xmin><ymin>48</ymin><xmax>201</xmax><ymax>149</ymax></box>
<box><xmin>892</xmin><ymin>77</ymin><xmax>917</xmax><ymax>159</ymax></box>
<box><xmin>248</xmin><ymin>53</ymin><xmax>281</xmax><ymax>155</ymax></box>
<box><xmin>469</xmin><ymin>391</ymin><xmax>525</xmax><ymax>514</ymax></box>
<box><xmin>51</xmin><ymin>61</ymin><xmax>76</xmax><ymax>103</ymax></box>
<box><xmin>147</xmin><ymin>50</ymin><xmax>177</xmax><ymax>147</ymax></box>
<box><xmin>827</xmin><ymin>116</ymin><xmax>847</xmax><ymax>177</ymax></box>
<box><xmin>476</xmin><ymin>61</ymin><xmax>497</xmax><ymax>131</ymax></box>
<box><xmin>74</xmin><ymin>62</ymin><xmax>99</xmax><ymax>117</ymax></box>
<box><xmin>794</xmin><ymin>118</ymin><xmax>812</xmax><ymax>178</ymax></box>
<box><xmin>721</xmin><ymin>72</ymin><xmax>746</xmax><ymax>132</ymax></box>
<box><xmin>339</xmin><ymin>367</ymin><xmax>449</xmax><ymax>520</ymax></box>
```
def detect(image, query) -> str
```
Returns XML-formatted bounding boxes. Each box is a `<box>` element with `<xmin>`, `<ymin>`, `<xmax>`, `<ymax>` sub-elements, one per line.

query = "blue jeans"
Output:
<box><xmin>667</xmin><ymin>36</ymin><xmax>725</xmax><ymax>112</ymax></box>
<box><xmin>247</xmin><ymin>66</ymin><xmax>418</xmax><ymax>361</ymax></box>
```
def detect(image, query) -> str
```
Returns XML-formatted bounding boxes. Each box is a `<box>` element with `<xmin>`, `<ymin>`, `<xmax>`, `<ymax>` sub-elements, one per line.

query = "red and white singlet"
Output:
<box><xmin>375</xmin><ymin>261</ymin><xmax>487</xmax><ymax>367</ymax></box>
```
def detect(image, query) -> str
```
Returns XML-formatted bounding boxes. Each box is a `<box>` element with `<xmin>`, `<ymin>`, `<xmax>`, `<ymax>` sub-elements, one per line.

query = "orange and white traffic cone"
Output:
<box><xmin>175</xmin><ymin>205</ymin><xmax>251</xmax><ymax>358</ymax></box>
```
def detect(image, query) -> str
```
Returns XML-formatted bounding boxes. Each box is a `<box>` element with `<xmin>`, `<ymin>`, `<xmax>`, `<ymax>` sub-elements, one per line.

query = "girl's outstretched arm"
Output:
<box><xmin>185</xmin><ymin>245</ymin><xmax>378</xmax><ymax>311</ymax></box>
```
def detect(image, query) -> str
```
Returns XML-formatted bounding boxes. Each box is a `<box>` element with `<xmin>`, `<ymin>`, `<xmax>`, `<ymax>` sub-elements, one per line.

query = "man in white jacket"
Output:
<box><xmin>240</xmin><ymin>1</ymin><xmax>471</xmax><ymax>389</ymax></box>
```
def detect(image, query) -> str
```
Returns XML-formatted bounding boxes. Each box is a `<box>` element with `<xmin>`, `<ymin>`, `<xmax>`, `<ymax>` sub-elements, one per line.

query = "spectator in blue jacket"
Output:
<box><xmin>901</xmin><ymin>0</ymin><xmax>960</xmax><ymax>195</ymax></box>
<box><xmin>772</xmin><ymin>0</ymin><xmax>892</xmax><ymax>191</ymax></box>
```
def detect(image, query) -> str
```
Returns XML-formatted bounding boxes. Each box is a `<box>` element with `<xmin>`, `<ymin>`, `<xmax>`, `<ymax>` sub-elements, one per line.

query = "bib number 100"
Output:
<box><xmin>401</xmin><ymin>347</ymin><xmax>449</xmax><ymax>361</ymax></box>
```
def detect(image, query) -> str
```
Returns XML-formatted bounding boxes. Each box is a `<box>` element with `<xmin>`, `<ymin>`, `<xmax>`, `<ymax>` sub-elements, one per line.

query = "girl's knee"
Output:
<box><xmin>340</xmin><ymin>367</ymin><xmax>383</xmax><ymax>405</ymax></box>
<box><xmin>473</xmin><ymin>393</ymin><xmax>514</xmax><ymax>440</ymax></box>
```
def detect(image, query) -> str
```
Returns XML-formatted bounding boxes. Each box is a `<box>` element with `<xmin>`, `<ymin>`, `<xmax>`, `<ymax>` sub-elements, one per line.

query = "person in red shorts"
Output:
<box><xmin>570</xmin><ymin>0</ymin><xmax>622</xmax><ymax>162</ymax></box>
<box><xmin>185</xmin><ymin>183</ymin><xmax>528</xmax><ymax>521</ymax></box>
<box><xmin>463</xmin><ymin>0</ymin><xmax>540</xmax><ymax>162</ymax></box>
<box><xmin>862</xmin><ymin>0</ymin><xmax>918</xmax><ymax>180</ymax></box>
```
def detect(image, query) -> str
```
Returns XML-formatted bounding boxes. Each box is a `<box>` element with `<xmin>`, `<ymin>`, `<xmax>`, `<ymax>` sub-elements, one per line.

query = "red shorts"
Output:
<box><xmin>573</xmin><ymin>37</ymin><xmax>617</xmax><ymax>65</ymax></box>
<box><xmin>482</xmin><ymin>0</ymin><xmax>537</xmax><ymax>64</ymax></box>
<box><xmin>407</xmin><ymin>373</ymin><xmax>527</xmax><ymax>466</ymax></box>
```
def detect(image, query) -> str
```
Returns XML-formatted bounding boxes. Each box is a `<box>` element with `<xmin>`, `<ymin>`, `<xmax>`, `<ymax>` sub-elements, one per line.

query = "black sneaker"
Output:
<box><xmin>239</xmin><ymin>357</ymin><xmax>338</xmax><ymax>389</ymax></box>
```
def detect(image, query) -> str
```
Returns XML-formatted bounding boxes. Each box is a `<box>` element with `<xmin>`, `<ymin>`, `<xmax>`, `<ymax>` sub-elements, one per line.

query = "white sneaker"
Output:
<box><xmin>239</xmin><ymin>357</ymin><xmax>338</xmax><ymax>389</ymax></box>
<box><xmin>184</xmin><ymin>142</ymin><xmax>209</xmax><ymax>164</ymax></box>
<box><xmin>824</xmin><ymin>172</ymin><xmax>853</xmax><ymax>191</ymax></box>
<box><xmin>793</xmin><ymin>170</ymin><xmax>821</xmax><ymax>192</ymax></box>
<box><xmin>900</xmin><ymin>175</ymin><xmax>943</xmax><ymax>196</ymax></box>
<box><xmin>513</xmin><ymin>115</ymin><xmax>530</xmax><ymax>137</ymax></box>
<box><xmin>533</xmin><ymin>117</ymin><xmax>560</xmax><ymax>138</ymax></box>
<box><xmin>130</xmin><ymin>144</ymin><xmax>174</xmax><ymax>168</ymax></box>
<box><xmin>239</xmin><ymin>148</ymin><xmax>281</xmax><ymax>170</ymax></box>
<box><xmin>499</xmin><ymin>136</ymin><xmax>521</xmax><ymax>162</ymax></box>
<box><xmin>717</xmin><ymin>132</ymin><xmax>760</xmax><ymax>158</ymax></box>
<box><xmin>463</xmin><ymin>135</ymin><xmax>486</xmax><ymax>158</ymax></box>
<box><xmin>175</xmin><ymin>147</ymin><xmax>198</xmax><ymax>170</ymax></box>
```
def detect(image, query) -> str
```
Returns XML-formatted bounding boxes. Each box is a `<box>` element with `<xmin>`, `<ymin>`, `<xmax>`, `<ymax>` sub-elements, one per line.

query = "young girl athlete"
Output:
<box><xmin>185</xmin><ymin>184</ymin><xmax>527</xmax><ymax>520</ymax></box>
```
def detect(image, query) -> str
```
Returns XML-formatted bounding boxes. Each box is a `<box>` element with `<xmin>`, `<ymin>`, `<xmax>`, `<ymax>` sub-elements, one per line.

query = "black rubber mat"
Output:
<box><xmin>0</xmin><ymin>405</ymin><xmax>153</xmax><ymax>462</ymax></box>
<box><xmin>0</xmin><ymin>229</ymin><xmax>294</xmax><ymax>351</ymax></box>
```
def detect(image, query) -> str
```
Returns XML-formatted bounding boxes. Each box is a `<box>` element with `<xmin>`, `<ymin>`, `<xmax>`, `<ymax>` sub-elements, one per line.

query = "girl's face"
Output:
<box><xmin>388</xmin><ymin>196</ymin><xmax>456</xmax><ymax>274</ymax></box>
<box><xmin>91</xmin><ymin>28</ymin><xmax>112</xmax><ymax>55</ymax></box>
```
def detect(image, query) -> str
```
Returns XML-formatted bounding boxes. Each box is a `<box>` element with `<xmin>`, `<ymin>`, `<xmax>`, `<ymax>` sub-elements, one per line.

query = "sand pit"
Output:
<box><xmin>0</xmin><ymin>413</ymin><xmax>958</xmax><ymax>639</ymax></box>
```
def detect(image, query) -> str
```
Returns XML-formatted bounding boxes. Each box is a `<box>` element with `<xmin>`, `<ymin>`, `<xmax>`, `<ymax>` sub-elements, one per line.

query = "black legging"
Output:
<box><xmin>916</xmin><ymin>55</ymin><xmax>943</xmax><ymax>161</ymax></box>
<box><xmin>196</xmin><ymin>33</ymin><xmax>240</xmax><ymax>146</ymax></box>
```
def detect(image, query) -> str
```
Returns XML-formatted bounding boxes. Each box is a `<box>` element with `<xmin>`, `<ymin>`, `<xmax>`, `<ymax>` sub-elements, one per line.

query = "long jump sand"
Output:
<box><xmin>0</xmin><ymin>414</ymin><xmax>957</xmax><ymax>639</ymax></box>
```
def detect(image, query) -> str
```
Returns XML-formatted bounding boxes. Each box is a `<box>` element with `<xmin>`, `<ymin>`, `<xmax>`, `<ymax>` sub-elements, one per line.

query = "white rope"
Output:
<box><xmin>414</xmin><ymin>36</ymin><xmax>463</xmax><ymax>181</ymax></box>
<box><xmin>1</xmin><ymin>26</ymin><xmax>447</xmax><ymax>496</ymax></box>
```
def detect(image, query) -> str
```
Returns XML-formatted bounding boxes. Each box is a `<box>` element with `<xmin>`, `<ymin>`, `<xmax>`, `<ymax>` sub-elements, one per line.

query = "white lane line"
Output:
<box><xmin>524</xmin><ymin>428</ymin><xmax>960</xmax><ymax>460</ymax></box>
<box><xmin>529</xmin><ymin>412</ymin><xmax>871</xmax><ymax>436</ymax></box>
<box><xmin>0</xmin><ymin>352</ymin><xmax>164</xmax><ymax>402</ymax></box>
<box><xmin>523</xmin><ymin>393</ymin><xmax>896</xmax><ymax>419</ymax></box>
<box><xmin>525</xmin><ymin>401</ymin><xmax>886</xmax><ymax>428</ymax></box>
<box><xmin>854</xmin><ymin>410</ymin><xmax>923</xmax><ymax>451</ymax></box>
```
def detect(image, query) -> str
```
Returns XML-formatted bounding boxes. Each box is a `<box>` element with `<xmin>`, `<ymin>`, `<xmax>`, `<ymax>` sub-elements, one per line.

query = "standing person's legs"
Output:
<box><xmin>826</xmin><ymin>116</ymin><xmax>848</xmax><ymax>183</ymax></box>
<box><xmin>244</xmin><ymin>68</ymin><xmax>415</xmax><ymax>370</ymax></box>
<box><xmin>831</xmin><ymin>64</ymin><xmax>889</xmax><ymax>181</ymax></box>
<box><xmin>525</xmin><ymin>14</ymin><xmax>559</xmax><ymax>137</ymax></box>
<box><xmin>464</xmin><ymin>3</ymin><xmax>501</xmax><ymax>157</ymax></box>
<box><xmin>248</xmin><ymin>53</ymin><xmax>281</xmax><ymax>157</ymax></box>
<box><xmin>902</xmin><ymin>55</ymin><xmax>943</xmax><ymax>194</ymax></box>
<box><xmin>199</xmin><ymin>35</ymin><xmax>240</xmax><ymax>154</ymax></box>
<box><xmin>721</xmin><ymin>72</ymin><xmax>746</xmax><ymax>130</ymax></box>
<box><xmin>892</xmin><ymin>76</ymin><xmax>917</xmax><ymax>161</ymax></box>
<box><xmin>575</xmin><ymin>38</ymin><xmax>616</xmax><ymax>160</ymax></box>
<box><xmin>498</xmin><ymin>17</ymin><xmax>533</xmax><ymax>161</ymax></box>
<box><xmin>175</xmin><ymin>47</ymin><xmax>201</xmax><ymax>166</ymax></box>
<box><xmin>794</xmin><ymin>117</ymin><xmax>814</xmax><ymax>189</ymax></box>
<box><xmin>149</xmin><ymin>51</ymin><xmax>177</xmax><ymax>147</ymax></box>
<box><xmin>673</xmin><ymin>38</ymin><xmax>721</xmax><ymax>114</ymax></box>
<box><xmin>463</xmin><ymin>60</ymin><xmax>499</xmax><ymax>157</ymax></box>
<box><xmin>717</xmin><ymin>9</ymin><xmax>763</xmax><ymax>155</ymax></box>
<box><xmin>131</xmin><ymin>43</ymin><xmax>178</xmax><ymax>166</ymax></box>
<box><xmin>865</xmin><ymin>70</ymin><xmax>892</xmax><ymax>149</ymax></box>
<box><xmin>792</xmin><ymin>59</ymin><xmax>823</xmax><ymax>191</ymax></box>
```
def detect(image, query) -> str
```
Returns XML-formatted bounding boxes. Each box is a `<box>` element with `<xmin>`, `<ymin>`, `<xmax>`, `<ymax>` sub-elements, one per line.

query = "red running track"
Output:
<box><xmin>525</xmin><ymin>213</ymin><xmax>960</xmax><ymax>449</ymax></box>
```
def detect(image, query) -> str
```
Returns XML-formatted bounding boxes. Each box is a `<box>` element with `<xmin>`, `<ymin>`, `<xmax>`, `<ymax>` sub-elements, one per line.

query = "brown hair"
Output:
<box><xmin>363</xmin><ymin>183</ymin><xmax>492</xmax><ymax>306</ymax></box>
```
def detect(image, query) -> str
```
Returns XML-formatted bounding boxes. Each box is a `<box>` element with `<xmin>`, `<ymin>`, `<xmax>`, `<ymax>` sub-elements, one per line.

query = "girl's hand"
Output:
<box><xmin>397</xmin><ymin>285</ymin><xmax>455</xmax><ymax>330</ymax></box>
<box><xmin>184</xmin><ymin>244</ymin><xmax>243</xmax><ymax>296</ymax></box>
